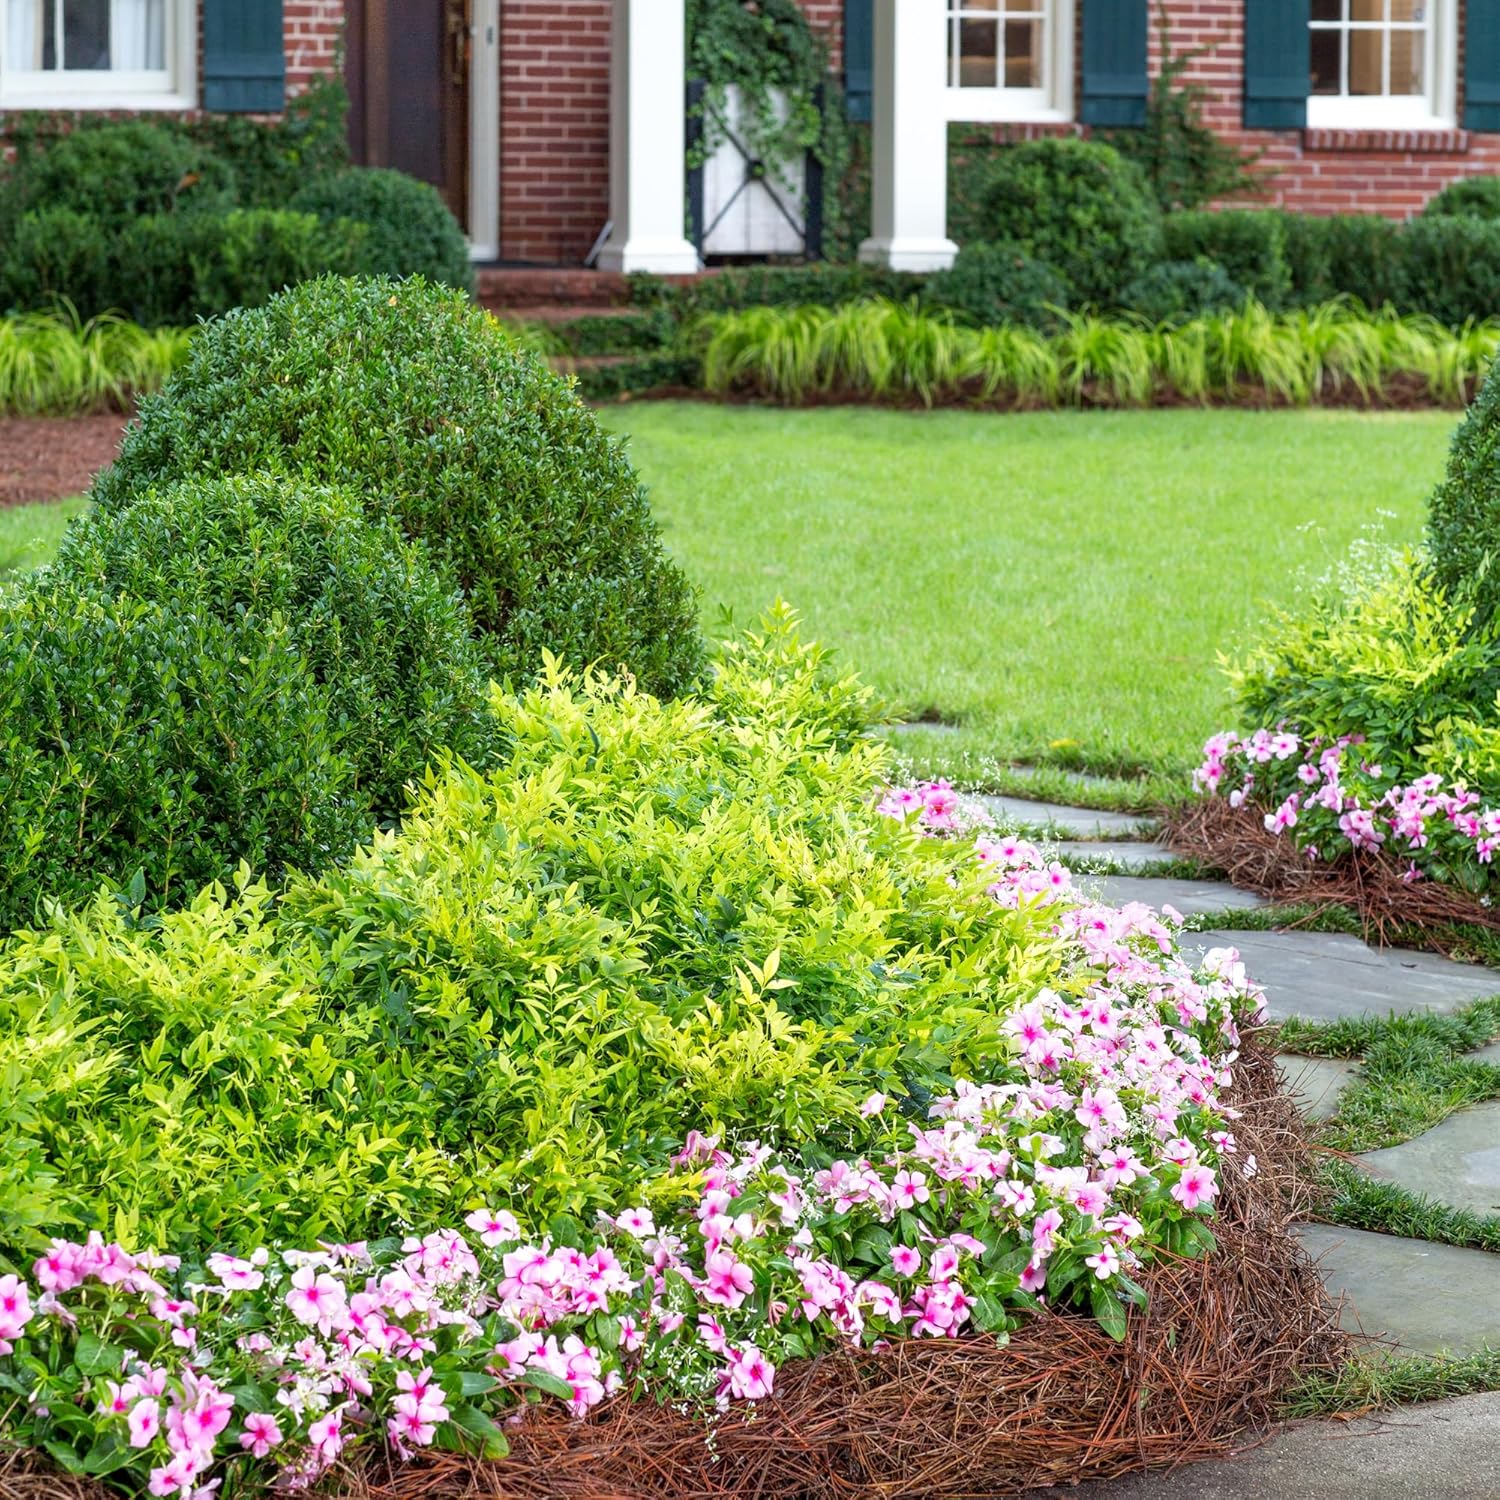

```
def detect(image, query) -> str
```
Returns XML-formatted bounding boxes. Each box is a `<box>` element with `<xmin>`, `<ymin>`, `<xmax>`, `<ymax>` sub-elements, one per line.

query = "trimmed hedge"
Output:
<box><xmin>1120</xmin><ymin>260</ymin><xmax>1246</xmax><ymax>326</ymax></box>
<box><xmin>0</xmin><ymin>473</ymin><xmax>495</xmax><ymax>926</ymax></box>
<box><xmin>291</xmin><ymin>166</ymin><xmax>474</xmax><ymax>293</ymax></box>
<box><xmin>1423</xmin><ymin>175</ymin><xmax>1500</xmax><ymax>221</ymax></box>
<box><xmin>1162</xmin><ymin>211</ymin><xmax>1290</xmax><ymax>309</ymax></box>
<box><xmin>93</xmin><ymin>276</ymin><xmax>707</xmax><ymax>697</ymax></box>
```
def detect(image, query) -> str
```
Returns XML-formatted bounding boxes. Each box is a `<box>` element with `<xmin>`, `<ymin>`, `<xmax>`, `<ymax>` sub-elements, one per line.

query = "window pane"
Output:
<box><xmin>64</xmin><ymin>0</ymin><xmax>112</xmax><ymax>70</ymax></box>
<box><xmin>1309</xmin><ymin>29</ymin><xmax>1343</xmax><ymax>93</ymax></box>
<box><xmin>1389</xmin><ymin>0</ymin><xmax>1426</xmax><ymax>17</ymax></box>
<box><xmin>5</xmin><ymin>0</ymin><xmax>46</xmax><ymax>68</ymax></box>
<box><xmin>957</xmin><ymin>18</ymin><xmax>998</xmax><ymax>87</ymax></box>
<box><xmin>1309</xmin><ymin>0</ymin><xmax>1343</xmax><ymax>19</ymax></box>
<box><xmin>1389</xmin><ymin>27</ymin><xmax>1424</xmax><ymax>94</ymax></box>
<box><xmin>1350</xmin><ymin>0</ymin><xmax>1386</xmax><ymax>19</ymax></box>
<box><xmin>1003</xmin><ymin>18</ymin><xmax>1041</xmax><ymax>88</ymax></box>
<box><xmin>1347</xmin><ymin>25</ymin><xmax>1382</xmax><ymax>94</ymax></box>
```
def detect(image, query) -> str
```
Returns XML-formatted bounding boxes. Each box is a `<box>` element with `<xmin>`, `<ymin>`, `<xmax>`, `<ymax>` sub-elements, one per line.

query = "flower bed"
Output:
<box><xmin>0</xmin><ymin>787</ymin><xmax>1316</xmax><ymax>1496</ymax></box>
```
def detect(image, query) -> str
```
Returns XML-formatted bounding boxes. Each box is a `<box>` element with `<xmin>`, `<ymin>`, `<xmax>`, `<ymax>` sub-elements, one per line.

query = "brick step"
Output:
<box><xmin>476</xmin><ymin>265</ymin><xmax>705</xmax><ymax>312</ymax></box>
<box><xmin>476</xmin><ymin>267</ymin><xmax>633</xmax><ymax>310</ymax></box>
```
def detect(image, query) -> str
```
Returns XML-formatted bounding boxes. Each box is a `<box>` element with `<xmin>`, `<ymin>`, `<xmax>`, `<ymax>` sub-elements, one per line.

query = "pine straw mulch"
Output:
<box><xmin>0</xmin><ymin>1037</ymin><xmax>1343</xmax><ymax>1500</ymax></box>
<box><xmin>1168</xmin><ymin>798</ymin><xmax>1500</xmax><ymax>955</ymax></box>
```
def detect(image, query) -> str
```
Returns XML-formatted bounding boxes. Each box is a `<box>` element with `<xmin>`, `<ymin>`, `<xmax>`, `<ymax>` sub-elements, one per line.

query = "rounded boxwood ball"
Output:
<box><xmin>93</xmin><ymin>275</ymin><xmax>707</xmax><ymax>699</ymax></box>
<box><xmin>291</xmin><ymin>166</ymin><xmax>475</xmax><ymax>292</ymax></box>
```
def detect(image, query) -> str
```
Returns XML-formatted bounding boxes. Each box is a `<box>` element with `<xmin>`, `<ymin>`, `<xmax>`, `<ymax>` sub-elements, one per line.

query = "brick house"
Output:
<box><xmin>3</xmin><ymin>0</ymin><xmax>1499</xmax><ymax>269</ymax></box>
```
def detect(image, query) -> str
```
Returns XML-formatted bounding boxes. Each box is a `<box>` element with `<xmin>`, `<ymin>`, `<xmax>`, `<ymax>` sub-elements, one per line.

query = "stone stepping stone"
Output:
<box><xmin>1051</xmin><ymin>839</ymin><xmax>1176</xmax><ymax>871</ymax></box>
<box><xmin>1092</xmin><ymin>875</ymin><xmax>1267</xmax><ymax>916</ymax></box>
<box><xmin>1295</xmin><ymin>1222</ymin><xmax>1500</xmax><ymax>1357</ymax></box>
<box><xmin>1176</xmin><ymin>929</ymin><xmax>1500</xmax><ymax>1024</ymax></box>
<box><xmin>1473</xmin><ymin>1039</ymin><xmax>1500</xmax><ymax>1066</ymax></box>
<box><xmin>1039</xmin><ymin>1390</ymin><xmax>1500</xmax><ymax>1497</ymax></box>
<box><xmin>1277</xmin><ymin>1055</ymin><xmax>1358</xmax><ymax>1123</ymax></box>
<box><xmin>1358</xmin><ymin>1102</ymin><xmax>1500</xmax><ymax>1219</ymax></box>
<box><xmin>972</xmin><ymin>794</ymin><xmax>1152</xmax><ymax>839</ymax></box>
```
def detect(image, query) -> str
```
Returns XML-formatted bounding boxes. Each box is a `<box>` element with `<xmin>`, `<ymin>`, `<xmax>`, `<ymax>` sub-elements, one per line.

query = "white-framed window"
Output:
<box><xmin>945</xmin><ymin>0</ymin><xmax>1074</xmax><ymax>124</ymax></box>
<box><xmin>1308</xmin><ymin>0</ymin><xmax>1456</xmax><ymax>130</ymax></box>
<box><xmin>0</xmin><ymin>0</ymin><xmax>195</xmax><ymax>109</ymax></box>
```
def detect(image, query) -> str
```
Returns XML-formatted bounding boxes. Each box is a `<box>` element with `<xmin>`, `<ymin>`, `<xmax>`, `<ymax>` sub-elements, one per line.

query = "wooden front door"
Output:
<box><xmin>345</xmin><ymin>0</ymin><xmax>471</xmax><ymax>230</ymax></box>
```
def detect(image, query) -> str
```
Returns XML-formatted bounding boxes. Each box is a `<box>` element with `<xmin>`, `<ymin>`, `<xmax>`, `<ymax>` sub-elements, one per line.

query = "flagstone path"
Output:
<box><xmin>988</xmin><ymin>795</ymin><xmax>1500</xmax><ymax>1496</ymax></box>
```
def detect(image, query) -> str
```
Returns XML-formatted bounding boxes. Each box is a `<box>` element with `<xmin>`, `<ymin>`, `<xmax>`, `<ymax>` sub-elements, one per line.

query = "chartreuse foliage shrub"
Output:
<box><xmin>1204</xmin><ymin>364</ymin><xmax>1500</xmax><ymax>890</ymax></box>
<box><xmin>291</xmin><ymin>167</ymin><xmax>474</xmax><ymax>292</ymax></box>
<box><xmin>976</xmin><ymin>139</ymin><xmax>1163</xmax><ymax>307</ymax></box>
<box><xmin>0</xmin><ymin>474</ymin><xmax>494</xmax><ymax>928</ymax></box>
<box><xmin>0</xmin><ymin>609</ymin><xmax>1071</xmax><ymax>1252</ymax></box>
<box><xmin>94</xmin><ymin>276</ymin><xmax>705</xmax><ymax>696</ymax></box>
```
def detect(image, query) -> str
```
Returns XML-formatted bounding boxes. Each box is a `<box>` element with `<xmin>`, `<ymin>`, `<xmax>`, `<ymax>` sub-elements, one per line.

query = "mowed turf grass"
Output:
<box><xmin>601</xmin><ymin>404</ymin><xmax>1451</xmax><ymax>797</ymax></box>
<box><xmin>4</xmin><ymin>406</ymin><xmax>1451</xmax><ymax>803</ymax></box>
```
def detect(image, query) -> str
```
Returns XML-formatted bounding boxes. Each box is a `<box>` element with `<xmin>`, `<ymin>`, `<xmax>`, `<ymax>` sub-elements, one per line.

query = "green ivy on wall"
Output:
<box><xmin>686</xmin><ymin>0</ymin><xmax>859</xmax><ymax>259</ymax></box>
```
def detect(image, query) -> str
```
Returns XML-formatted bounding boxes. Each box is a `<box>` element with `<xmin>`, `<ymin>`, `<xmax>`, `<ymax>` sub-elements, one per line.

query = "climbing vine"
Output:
<box><xmin>685</xmin><ymin>0</ymin><xmax>857</xmax><ymax>259</ymax></box>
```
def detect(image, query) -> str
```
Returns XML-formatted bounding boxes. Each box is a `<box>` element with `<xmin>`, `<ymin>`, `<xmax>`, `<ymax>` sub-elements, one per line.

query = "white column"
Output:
<box><xmin>596</xmin><ymin>0</ymin><xmax>699</xmax><ymax>275</ymax></box>
<box><xmin>858</xmin><ymin>0</ymin><xmax>958</xmax><ymax>272</ymax></box>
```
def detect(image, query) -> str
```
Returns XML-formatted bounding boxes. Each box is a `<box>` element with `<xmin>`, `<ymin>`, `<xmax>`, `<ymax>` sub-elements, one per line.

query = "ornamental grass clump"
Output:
<box><xmin>93</xmin><ymin>275</ymin><xmax>706</xmax><ymax>698</ymax></box>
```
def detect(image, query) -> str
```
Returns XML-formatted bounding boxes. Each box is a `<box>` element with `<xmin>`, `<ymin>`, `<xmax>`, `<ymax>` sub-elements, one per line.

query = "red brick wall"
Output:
<box><xmin>1152</xmin><ymin>1</ymin><xmax>1500</xmax><ymax>216</ymax></box>
<box><xmin>283</xmin><ymin>0</ymin><xmax>343</xmax><ymax>98</ymax></box>
<box><xmin>498</xmin><ymin>0</ymin><xmax>612</xmax><ymax>265</ymax></box>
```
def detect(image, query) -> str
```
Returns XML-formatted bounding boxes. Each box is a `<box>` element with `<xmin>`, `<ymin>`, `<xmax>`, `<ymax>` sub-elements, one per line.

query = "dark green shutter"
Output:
<box><xmin>1080</xmin><ymin>1</ymin><xmax>1148</xmax><ymax>127</ymax></box>
<box><xmin>1466</xmin><ymin>0</ymin><xmax>1500</xmax><ymax>131</ymax></box>
<box><xmin>844</xmin><ymin>0</ymin><xmax>872</xmax><ymax>124</ymax></box>
<box><xmin>1243</xmin><ymin>0</ymin><xmax>1309</xmax><ymax>129</ymax></box>
<box><xmin>203</xmin><ymin>0</ymin><xmax>285</xmax><ymax>113</ymax></box>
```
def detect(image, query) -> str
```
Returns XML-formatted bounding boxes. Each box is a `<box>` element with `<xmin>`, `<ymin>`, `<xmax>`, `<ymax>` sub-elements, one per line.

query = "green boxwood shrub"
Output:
<box><xmin>1428</xmin><ymin>357</ymin><xmax>1500</xmax><ymax>616</ymax></box>
<box><xmin>1279</xmin><ymin>213</ymin><xmax>1404</xmax><ymax>309</ymax></box>
<box><xmin>0</xmin><ymin>474</ymin><xmax>495</xmax><ymax>927</ymax></box>
<box><xmin>291</xmin><ymin>167</ymin><xmax>474</xmax><ymax>292</ymax></box>
<box><xmin>976</xmin><ymin>139</ymin><xmax>1163</xmax><ymax>307</ymax></box>
<box><xmin>1390</xmin><ymin>217</ymin><xmax>1500</xmax><ymax>327</ymax></box>
<box><xmin>114</xmin><ymin>208</ymin><xmax>366</xmax><ymax>326</ymax></box>
<box><xmin>0</xmin><ymin>209</ymin><xmax>110</xmax><ymax>315</ymax></box>
<box><xmin>1119</xmin><ymin>259</ymin><xmax>1246</xmax><ymax>326</ymax></box>
<box><xmin>93</xmin><ymin>276</ymin><xmax>707</xmax><ymax>696</ymax></box>
<box><xmin>4</xmin><ymin>121</ymin><xmax>235</xmax><ymax>225</ymax></box>
<box><xmin>921</xmin><ymin>241</ymin><xmax>1069</xmax><ymax>331</ymax></box>
<box><xmin>1423</xmin><ymin>175</ymin><xmax>1500</xmax><ymax>221</ymax></box>
<box><xmin>1161</xmin><ymin>210</ymin><xmax>1290</xmax><ymax>308</ymax></box>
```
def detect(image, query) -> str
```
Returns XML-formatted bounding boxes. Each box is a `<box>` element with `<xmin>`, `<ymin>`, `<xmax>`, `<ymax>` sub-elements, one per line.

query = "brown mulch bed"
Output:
<box><xmin>0</xmin><ymin>1040</ymin><xmax>1344</xmax><ymax>1500</ymax></box>
<box><xmin>1168</xmin><ymin>798</ymin><xmax>1500</xmax><ymax>955</ymax></box>
<box><xmin>0</xmin><ymin>414</ymin><xmax>128</xmax><ymax>509</ymax></box>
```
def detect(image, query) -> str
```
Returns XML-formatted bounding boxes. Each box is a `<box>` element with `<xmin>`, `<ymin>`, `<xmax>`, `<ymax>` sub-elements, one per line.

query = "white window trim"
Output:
<box><xmin>943</xmin><ymin>0</ymin><xmax>1075</xmax><ymax>125</ymax></box>
<box><xmin>1305</xmin><ymin>0</ymin><xmax>1457</xmax><ymax>133</ymax></box>
<box><xmin>0</xmin><ymin>0</ymin><xmax>196</xmax><ymax>110</ymax></box>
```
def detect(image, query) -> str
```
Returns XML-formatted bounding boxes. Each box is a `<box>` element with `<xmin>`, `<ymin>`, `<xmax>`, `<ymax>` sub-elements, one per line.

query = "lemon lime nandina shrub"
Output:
<box><xmin>0</xmin><ymin>609</ymin><xmax>1054</xmax><ymax>1251</ymax></box>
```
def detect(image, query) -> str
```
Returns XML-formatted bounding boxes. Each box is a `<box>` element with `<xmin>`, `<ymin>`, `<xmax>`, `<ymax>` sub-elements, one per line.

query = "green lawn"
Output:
<box><xmin>0</xmin><ymin>494</ymin><xmax>85</xmax><ymax>577</ymax></box>
<box><xmin>4</xmin><ymin>406</ymin><xmax>1454</xmax><ymax>806</ymax></box>
<box><xmin>600</xmin><ymin>404</ymin><xmax>1452</xmax><ymax>799</ymax></box>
